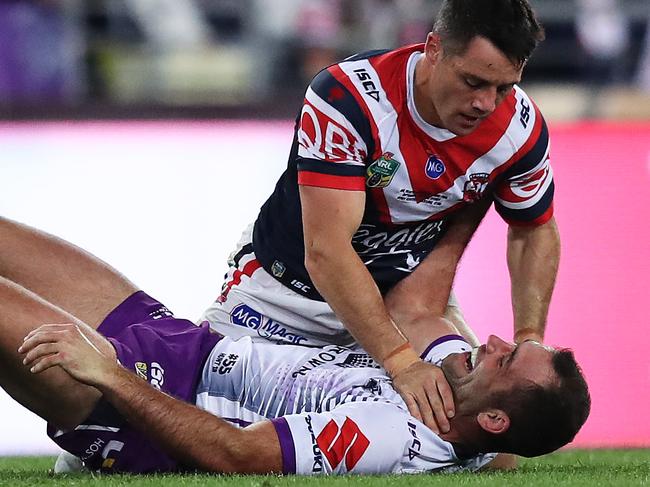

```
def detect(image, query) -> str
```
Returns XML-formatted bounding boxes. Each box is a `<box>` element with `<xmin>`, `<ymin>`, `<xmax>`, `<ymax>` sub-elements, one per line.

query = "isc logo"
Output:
<box><xmin>150</xmin><ymin>362</ymin><xmax>165</xmax><ymax>390</ymax></box>
<box><xmin>353</xmin><ymin>68</ymin><xmax>380</xmax><ymax>101</ymax></box>
<box><xmin>291</xmin><ymin>279</ymin><xmax>311</xmax><ymax>293</ymax></box>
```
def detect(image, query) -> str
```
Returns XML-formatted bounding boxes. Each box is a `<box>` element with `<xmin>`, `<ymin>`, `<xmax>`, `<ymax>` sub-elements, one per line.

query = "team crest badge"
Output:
<box><xmin>367</xmin><ymin>152</ymin><xmax>400</xmax><ymax>188</ymax></box>
<box><xmin>271</xmin><ymin>260</ymin><xmax>286</xmax><ymax>278</ymax></box>
<box><xmin>462</xmin><ymin>173</ymin><xmax>490</xmax><ymax>202</ymax></box>
<box><xmin>425</xmin><ymin>154</ymin><xmax>446</xmax><ymax>180</ymax></box>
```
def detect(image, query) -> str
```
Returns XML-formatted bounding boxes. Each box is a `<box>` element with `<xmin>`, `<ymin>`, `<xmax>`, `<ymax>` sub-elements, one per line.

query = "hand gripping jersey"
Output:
<box><xmin>195</xmin><ymin>334</ymin><xmax>497</xmax><ymax>475</ymax></box>
<box><xmin>252</xmin><ymin>44</ymin><xmax>553</xmax><ymax>300</ymax></box>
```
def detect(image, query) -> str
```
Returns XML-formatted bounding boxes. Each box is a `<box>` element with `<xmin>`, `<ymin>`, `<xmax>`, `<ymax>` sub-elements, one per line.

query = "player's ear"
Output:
<box><xmin>477</xmin><ymin>409</ymin><xmax>510</xmax><ymax>435</ymax></box>
<box><xmin>424</xmin><ymin>33</ymin><xmax>443</xmax><ymax>64</ymax></box>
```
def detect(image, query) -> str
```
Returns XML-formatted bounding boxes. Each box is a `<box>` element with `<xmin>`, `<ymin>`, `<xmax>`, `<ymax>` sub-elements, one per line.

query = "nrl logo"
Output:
<box><xmin>366</xmin><ymin>152</ymin><xmax>400</xmax><ymax>188</ymax></box>
<box><xmin>271</xmin><ymin>260</ymin><xmax>286</xmax><ymax>278</ymax></box>
<box><xmin>134</xmin><ymin>362</ymin><xmax>148</xmax><ymax>380</ymax></box>
<box><xmin>462</xmin><ymin>173</ymin><xmax>489</xmax><ymax>202</ymax></box>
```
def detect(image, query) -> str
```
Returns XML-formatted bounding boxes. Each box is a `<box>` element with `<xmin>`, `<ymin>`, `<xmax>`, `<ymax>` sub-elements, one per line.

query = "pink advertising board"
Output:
<box><xmin>455</xmin><ymin>122</ymin><xmax>650</xmax><ymax>447</ymax></box>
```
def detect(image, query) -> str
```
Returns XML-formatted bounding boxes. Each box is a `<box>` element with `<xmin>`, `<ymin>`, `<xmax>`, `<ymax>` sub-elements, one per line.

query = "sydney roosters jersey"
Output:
<box><xmin>253</xmin><ymin>44</ymin><xmax>553</xmax><ymax>299</ymax></box>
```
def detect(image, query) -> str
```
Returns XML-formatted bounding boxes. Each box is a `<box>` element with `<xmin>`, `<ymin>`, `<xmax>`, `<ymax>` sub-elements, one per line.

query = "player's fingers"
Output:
<box><xmin>23</xmin><ymin>323</ymin><xmax>73</xmax><ymax>342</ymax></box>
<box><xmin>402</xmin><ymin>393</ymin><xmax>428</xmax><ymax>428</ymax></box>
<box><xmin>414</xmin><ymin>388</ymin><xmax>438</xmax><ymax>432</ymax></box>
<box><xmin>435</xmin><ymin>373</ymin><xmax>455</xmax><ymax>419</ymax></box>
<box><xmin>424</xmin><ymin>387</ymin><xmax>449</xmax><ymax>434</ymax></box>
<box><xmin>29</xmin><ymin>352</ymin><xmax>62</xmax><ymax>374</ymax></box>
<box><xmin>21</xmin><ymin>343</ymin><xmax>61</xmax><ymax>367</ymax></box>
<box><xmin>18</xmin><ymin>330</ymin><xmax>66</xmax><ymax>354</ymax></box>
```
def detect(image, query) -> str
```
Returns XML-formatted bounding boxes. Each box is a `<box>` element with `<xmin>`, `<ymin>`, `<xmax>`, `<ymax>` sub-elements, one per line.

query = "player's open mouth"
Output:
<box><xmin>464</xmin><ymin>352</ymin><xmax>474</xmax><ymax>372</ymax></box>
<box><xmin>464</xmin><ymin>348</ymin><xmax>480</xmax><ymax>373</ymax></box>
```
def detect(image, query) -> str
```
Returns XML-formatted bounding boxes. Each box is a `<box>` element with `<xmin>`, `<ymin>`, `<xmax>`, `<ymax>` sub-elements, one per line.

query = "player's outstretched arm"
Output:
<box><xmin>19</xmin><ymin>323</ymin><xmax>282</xmax><ymax>474</ymax></box>
<box><xmin>507</xmin><ymin>216</ymin><xmax>560</xmax><ymax>343</ymax></box>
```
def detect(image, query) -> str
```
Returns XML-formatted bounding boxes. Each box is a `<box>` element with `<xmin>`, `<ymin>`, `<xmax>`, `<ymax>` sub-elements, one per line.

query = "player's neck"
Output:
<box><xmin>439</xmin><ymin>414</ymin><xmax>483</xmax><ymax>454</ymax></box>
<box><xmin>413</xmin><ymin>56</ymin><xmax>444</xmax><ymax>127</ymax></box>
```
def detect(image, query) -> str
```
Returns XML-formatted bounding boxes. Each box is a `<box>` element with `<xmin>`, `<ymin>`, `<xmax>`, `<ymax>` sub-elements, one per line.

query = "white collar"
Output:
<box><xmin>406</xmin><ymin>51</ymin><xmax>457</xmax><ymax>142</ymax></box>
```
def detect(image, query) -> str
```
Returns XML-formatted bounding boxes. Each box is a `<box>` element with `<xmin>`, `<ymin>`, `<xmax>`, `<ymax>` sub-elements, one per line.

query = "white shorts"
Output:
<box><xmin>200</xmin><ymin>226</ymin><xmax>465</xmax><ymax>347</ymax></box>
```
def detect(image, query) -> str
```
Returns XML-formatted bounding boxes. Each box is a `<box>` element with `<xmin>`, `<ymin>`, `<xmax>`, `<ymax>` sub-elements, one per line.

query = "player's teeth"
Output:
<box><xmin>470</xmin><ymin>348</ymin><xmax>479</xmax><ymax>368</ymax></box>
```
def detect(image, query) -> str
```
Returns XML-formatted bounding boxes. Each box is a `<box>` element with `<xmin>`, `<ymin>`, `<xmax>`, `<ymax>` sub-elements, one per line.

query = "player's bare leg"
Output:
<box><xmin>0</xmin><ymin>217</ymin><xmax>138</xmax><ymax>328</ymax></box>
<box><xmin>0</xmin><ymin>277</ymin><xmax>102</xmax><ymax>429</ymax></box>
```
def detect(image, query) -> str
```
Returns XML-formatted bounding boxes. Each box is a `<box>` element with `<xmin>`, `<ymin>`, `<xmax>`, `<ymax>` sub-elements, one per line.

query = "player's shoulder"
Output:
<box><xmin>342</xmin><ymin>43</ymin><xmax>423</xmax><ymax>65</ymax></box>
<box><xmin>310</xmin><ymin>43</ymin><xmax>421</xmax><ymax>90</ymax></box>
<box><xmin>482</xmin><ymin>84</ymin><xmax>547</xmax><ymax>154</ymax></box>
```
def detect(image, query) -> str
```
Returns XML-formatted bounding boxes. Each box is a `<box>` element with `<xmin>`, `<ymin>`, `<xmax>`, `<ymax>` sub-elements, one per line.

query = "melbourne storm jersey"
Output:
<box><xmin>195</xmin><ymin>334</ymin><xmax>496</xmax><ymax>475</ymax></box>
<box><xmin>252</xmin><ymin>44</ymin><xmax>553</xmax><ymax>299</ymax></box>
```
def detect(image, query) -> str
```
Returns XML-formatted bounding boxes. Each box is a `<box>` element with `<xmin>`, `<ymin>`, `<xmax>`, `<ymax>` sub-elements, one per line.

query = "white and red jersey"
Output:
<box><xmin>196</xmin><ymin>334</ymin><xmax>496</xmax><ymax>475</ymax></box>
<box><xmin>252</xmin><ymin>44</ymin><xmax>553</xmax><ymax>299</ymax></box>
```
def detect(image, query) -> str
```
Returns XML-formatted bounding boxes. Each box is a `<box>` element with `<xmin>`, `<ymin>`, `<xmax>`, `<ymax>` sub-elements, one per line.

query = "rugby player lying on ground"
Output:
<box><xmin>0</xmin><ymin>217</ymin><xmax>590</xmax><ymax>474</ymax></box>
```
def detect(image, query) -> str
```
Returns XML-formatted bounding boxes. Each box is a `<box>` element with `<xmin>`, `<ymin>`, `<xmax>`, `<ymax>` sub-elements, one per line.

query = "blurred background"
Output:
<box><xmin>0</xmin><ymin>0</ymin><xmax>649</xmax><ymax>456</ymax></box>
<box><xmin>1</xmin><ymin>0</ymin><xmax>650</xmax><ymax>120</ymax></box>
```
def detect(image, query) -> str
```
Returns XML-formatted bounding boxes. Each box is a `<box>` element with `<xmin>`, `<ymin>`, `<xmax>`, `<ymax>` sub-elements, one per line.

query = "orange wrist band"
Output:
<box><xmin>383</xmin><ymin>343</ymin><xmax>420</xmax><ymax>378</ymax></box>
<box><xmin>384</xmin><ymin>342</ymin><xmax>411</xmax><ymax>361</ymax></box>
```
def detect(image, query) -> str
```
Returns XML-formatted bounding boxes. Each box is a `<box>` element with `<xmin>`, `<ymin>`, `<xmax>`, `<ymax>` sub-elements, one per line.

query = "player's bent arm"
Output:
<box><xmin>507</xmin><ymin>216</ymin><xmax>560</xmax><ymax>343</ymax></box>
<box><xmin>300</xmin><ymin>185</ymin><xmax>454</xmax><ymax>433</ymax></box>
<box><xmin>300</xmin><ymin>185</ymin><xmax>414</xmax><ymax>367</ymax></box>
<box><xmin>97</xmin><ymin>366</ymin><xmax>282</xmax><ymax>474</ymax></box>
<box><xmin>20</xmin><ymin>322</ymin><xmax>282</xmax><ymax>473</ymax></box>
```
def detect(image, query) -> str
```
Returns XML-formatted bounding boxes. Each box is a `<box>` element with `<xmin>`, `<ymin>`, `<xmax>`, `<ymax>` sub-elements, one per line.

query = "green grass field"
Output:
<box><xmin>0</xmin><ymin>449</ymin><xmax>648</xmax><ymax>487</ymax></box>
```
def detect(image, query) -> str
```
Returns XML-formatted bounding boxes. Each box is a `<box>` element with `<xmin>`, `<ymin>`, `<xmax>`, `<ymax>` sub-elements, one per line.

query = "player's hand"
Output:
<box><xmin>18</xmin><ymin>323</ymin><xmax>118</xmax><ymax>386</ymax></box>
<box><xmin>391</xmin><ymin>360</ymin><xmax>454</xmax><ymax>434</ymax></box>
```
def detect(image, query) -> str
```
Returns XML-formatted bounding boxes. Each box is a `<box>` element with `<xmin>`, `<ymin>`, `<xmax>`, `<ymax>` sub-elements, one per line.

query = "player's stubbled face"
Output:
<box><xmin>442</xmin><ymin>336</ymin><xmax>555</xmax><ymax>404</ymax></box>
<box><xmin>421</xmin><ymin>36</ymin><xmax>523</xmax><ymax>136</ymax></box>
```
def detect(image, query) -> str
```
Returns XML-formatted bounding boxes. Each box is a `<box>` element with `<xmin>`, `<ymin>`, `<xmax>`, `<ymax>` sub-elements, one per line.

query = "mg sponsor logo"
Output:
<box><xmin>230</xmin><ymin>304</ymin><xmax>307</xmax><ymax>345</ymax></box>
<box><xmin>425</xmin><ymin>155</ymin><xmax>446</xmax><ymax>180</ymax></box>
<box><xmin>231</xmin><ymin>304</ymin><xmax>262</xmax><ymax>330</ymax></box>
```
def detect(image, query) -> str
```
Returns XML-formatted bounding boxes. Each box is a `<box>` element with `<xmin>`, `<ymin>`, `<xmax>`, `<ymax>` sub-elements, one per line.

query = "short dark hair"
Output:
<box><xmin>432</xmin><ymin>0</ymin><xmax>545</xmax><ymax>66</ymax></box>
<box><xmin>487</xmin><ymin>349</ymin><xmax>591</xmax><ymax>457</ymax></box>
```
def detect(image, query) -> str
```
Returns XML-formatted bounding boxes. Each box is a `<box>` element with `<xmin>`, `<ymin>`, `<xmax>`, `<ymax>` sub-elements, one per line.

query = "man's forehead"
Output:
<box><xmin>446</xmin><ymin>36</ymin><xmax>523</xmax><ymax>84</ymax></box>
<box><xmin>510</xmin><ymin>341</ymin><xmax>556</xmax><ymax>384</ymax></box>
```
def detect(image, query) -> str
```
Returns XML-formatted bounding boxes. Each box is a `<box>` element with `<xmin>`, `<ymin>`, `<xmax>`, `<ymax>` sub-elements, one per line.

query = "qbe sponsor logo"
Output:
<box><xmin>230</xmin><ymin>304</ymin><xmax>307</xmax><ymax>345</ymax></box>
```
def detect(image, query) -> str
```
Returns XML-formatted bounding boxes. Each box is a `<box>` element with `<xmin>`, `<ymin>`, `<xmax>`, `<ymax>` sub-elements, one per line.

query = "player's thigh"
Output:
<box><xmin>0</xmin><ymin>216</ymin><xmax>138</xmax><ymax>328</ymax></box>
<box><xmin>0</xmin><ymin>278</ymin><xmax>101</xmax><ymax>429</ymax></box>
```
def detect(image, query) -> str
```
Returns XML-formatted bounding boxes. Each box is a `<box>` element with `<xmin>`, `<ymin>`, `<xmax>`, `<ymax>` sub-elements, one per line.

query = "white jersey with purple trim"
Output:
<box><xmin>195</xmin><ymin>335</ymin><xmax>496</xmax><ymax>475</ymax></box>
